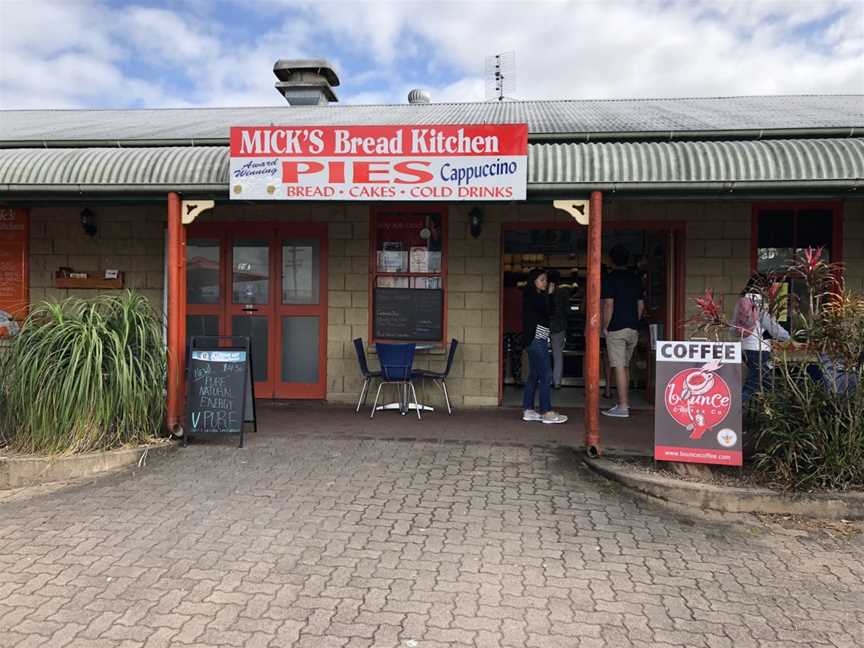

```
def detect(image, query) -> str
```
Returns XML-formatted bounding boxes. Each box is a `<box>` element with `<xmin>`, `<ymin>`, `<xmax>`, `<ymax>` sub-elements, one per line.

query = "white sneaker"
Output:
<box><xmin>523</xmin><ymin>409</ymin><xmax>542</xmax><ymax>422</ymax></box>
<box><xmin>602</xmin><ymin>405</ymin><xmax>630</xmax><ymax>418</ymax></box>
<box><xmin>542</xmin><ymin>411</ymin><xmax>568</xmax><ymax>424</ymax></box>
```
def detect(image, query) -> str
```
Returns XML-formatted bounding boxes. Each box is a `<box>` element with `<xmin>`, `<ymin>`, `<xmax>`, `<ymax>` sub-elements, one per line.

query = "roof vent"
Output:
<box><xmin>273</xmin><ymin>59</ymin><xmax>339</xmax><ymax>105</ymax></box>
<box><xmin>408</xmin><ymin>88</ymin><xmax>431</xmax><ymax>104</ymax></box>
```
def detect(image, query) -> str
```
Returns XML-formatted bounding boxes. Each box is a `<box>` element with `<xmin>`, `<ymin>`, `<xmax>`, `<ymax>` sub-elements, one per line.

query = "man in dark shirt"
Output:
<box><xmin>600</xmin><ymin>244</ymin><xmax>645</xmax><ymax>418</ymax></box>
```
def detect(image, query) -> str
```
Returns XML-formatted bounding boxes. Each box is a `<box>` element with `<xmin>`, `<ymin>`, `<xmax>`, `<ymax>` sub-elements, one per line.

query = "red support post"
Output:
<box><xmin>179</xmin><ymin>220</ymin><xmax>187</xmax><ymax>412</ymax></box>
<box><xmin>167</xmin><ymin>192</ymin><xmax>182</xmax><ymax>431</ymax></box>
<box><xmin>584</xmin><ymin>191</ymin><xmax>603</xmax><ymax>455</ymax></box>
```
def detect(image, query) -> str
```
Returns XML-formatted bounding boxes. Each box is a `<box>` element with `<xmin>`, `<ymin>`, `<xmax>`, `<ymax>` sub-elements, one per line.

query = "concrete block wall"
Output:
<box><xmin>29</xmin><ymin>205</ymin><xmax>165</xmax><ymax>307</ymax></box>
<box><xmin>602</xmin><ymin>200</ymin><xmax>864</xmax><ymax>333</ymax></box>
<box><xmin>334</xmin><ymin>204</ymin><xmax>504</xmax><ymax>409</ymax></box>
<box><xmin>322</xmin><ymin>205</ymin><xmax>372</xmax><ymax>403</ymax></box>
<box><xmin>23</xmin><ymin>198</ymin><xmax>864</xmax><ymax>409</ymax></box>
<box><xmin>439</xmin><ymin>205</ymin><xmax>501</xmax><ymax>407</ymax></box>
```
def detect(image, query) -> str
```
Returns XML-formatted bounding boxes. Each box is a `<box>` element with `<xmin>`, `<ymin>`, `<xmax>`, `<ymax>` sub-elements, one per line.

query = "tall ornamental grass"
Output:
<box><xmin>0</xmin><ymin>292</ymin><xmax>166</xmax><ymax>454</ymax></box>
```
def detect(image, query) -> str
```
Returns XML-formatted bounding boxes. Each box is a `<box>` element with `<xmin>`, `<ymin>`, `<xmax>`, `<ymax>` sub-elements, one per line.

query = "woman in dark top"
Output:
<box><xmin>522</xmin><ymin>268</ymin><xmax>567</xmax><ymax>424</ymax></box>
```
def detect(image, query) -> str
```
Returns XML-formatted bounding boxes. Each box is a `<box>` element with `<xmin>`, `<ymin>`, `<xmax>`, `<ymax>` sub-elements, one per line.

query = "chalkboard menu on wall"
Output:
<box><xmin>374</xmin><ymin>287</ymin><xmax>443</xmax><ymax>341</ymax></box>
<box><xmin>186</xmin><ymin>337</ymin><xmax>256</xmax><ymax>448</ymax></box>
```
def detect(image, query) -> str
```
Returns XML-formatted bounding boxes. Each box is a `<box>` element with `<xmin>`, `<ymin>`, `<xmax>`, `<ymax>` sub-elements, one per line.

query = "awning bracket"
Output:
<box><xmin>553</xmin><ymin>199</ymin><xmax>590</xmax><ymax>225</ymax></box>
<box><xmin>181</xmin><ymin>200</ymin><xmax>214</xmax><ymax>225</ymax></box>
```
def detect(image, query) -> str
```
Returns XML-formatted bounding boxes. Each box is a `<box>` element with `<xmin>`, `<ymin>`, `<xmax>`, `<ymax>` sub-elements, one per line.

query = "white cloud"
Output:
<box><xmin>0</xmin><ymin>0</ymin><xmax>861</xmax><ymax>110</ymax></box>
<box><xmin>0</xmin><ymin>0</ymin><xmax>172</xmax><ymax>108</ymax></box>
<box><xmin>118</xmin><ymin>7</ymin><xmax>222</xmax><ymax>64</ymax></box>
<box><xmin>423</xmin><ymin>77</ymin><xmax>486</xmax><ymax>104</ymax></box>
<box><xmin>302</xmin><ymin>0</ymin><xmax>864</xmax><ymax>100</ymax></box>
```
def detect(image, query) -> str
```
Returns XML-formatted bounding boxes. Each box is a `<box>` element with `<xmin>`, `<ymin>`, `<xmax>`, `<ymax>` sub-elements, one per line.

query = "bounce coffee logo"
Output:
<box><xmin>663</xmin><ymin>362</ymin><xmax>731</xmax><ymax>440</ymax></box>
<box><xmin>654</xmin><ymin>341</ymin><xmax>742</xmax><ymax>467</ymax></box>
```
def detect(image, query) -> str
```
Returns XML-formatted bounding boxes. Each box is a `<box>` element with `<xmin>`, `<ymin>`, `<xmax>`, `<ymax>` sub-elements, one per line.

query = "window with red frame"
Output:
<box><xmin>754</xmin><ymin>204</ymin><xmax>841</xmax><ymax>274</ymax></box>
<box><xmin>369</xmin><ymin>207</ymin><xmax>447</xmax><ymax>343</ymax></box>
<box><xmin>753</xmin><ymin>202</ymin><xmax>842</xmax><ymax>327</ymax></box>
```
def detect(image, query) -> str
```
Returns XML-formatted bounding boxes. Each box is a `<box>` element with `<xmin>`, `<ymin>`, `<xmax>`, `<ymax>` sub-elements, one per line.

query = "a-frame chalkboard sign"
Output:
<box><xmin>185</xmin><ymin>336</ymin><xmax>257</xmax><ymax>448</ymax></box>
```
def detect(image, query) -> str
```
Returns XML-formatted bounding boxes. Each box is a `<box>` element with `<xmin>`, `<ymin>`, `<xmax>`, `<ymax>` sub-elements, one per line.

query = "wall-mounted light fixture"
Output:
<box><xmin>469</xmin><ymin>207</ymin><xmax>483</xmax><ymax>239</ymax></box>
<box><xmin>80</xmin><ymin>208</ymin><xmax>97</xmax><ymax>237</ymax></box>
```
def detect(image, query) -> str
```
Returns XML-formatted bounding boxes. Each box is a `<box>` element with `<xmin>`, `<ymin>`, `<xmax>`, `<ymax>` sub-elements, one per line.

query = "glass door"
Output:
<box><xmin>274</xmin><ymin>226</ymin><xmax>328</xmax><ymax>399</ymax></box>
<box><xmin>186</xmin><ymin>235</ymin><xmax>223</xmax><ymax>347</ymax></box>
<box><xmin>186</xmin><ymin>222</ymin><xmax>328</xmax><ymax>400</ymax></box>
<box><xmin>227</xmin><ymin>231</ymin><xmax>275</xmax><ymax>397</ymax></box>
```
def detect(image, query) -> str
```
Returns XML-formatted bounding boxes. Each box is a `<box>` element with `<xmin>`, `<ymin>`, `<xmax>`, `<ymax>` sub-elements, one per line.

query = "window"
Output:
<box><xmin>752</xmin><ymin>202</ymin><xmax>842</xmax><ymax>325</ymax></box>
<box><xmin>754</xmin><ymin>203</ymin><xmax>841</xmax><ymax>274</ymax></box>
<box><xmin>369</xmin><ymin>207</ymin><xmax>447</xmax><ymax>343</ymax></box>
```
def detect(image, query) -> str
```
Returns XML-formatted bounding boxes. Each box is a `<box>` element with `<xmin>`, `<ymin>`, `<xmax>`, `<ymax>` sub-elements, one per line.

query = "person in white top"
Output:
<box><xmin>730</xmin><ymin>273</ymin><xmax>791</xmax><ymax>403</ymax></box>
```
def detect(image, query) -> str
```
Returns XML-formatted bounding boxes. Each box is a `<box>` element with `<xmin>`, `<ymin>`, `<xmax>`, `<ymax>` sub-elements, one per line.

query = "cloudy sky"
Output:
<box><xmin>0</xmin><ymin>0</ymin><xmax>862</xmax><ymax>110</ymax></box>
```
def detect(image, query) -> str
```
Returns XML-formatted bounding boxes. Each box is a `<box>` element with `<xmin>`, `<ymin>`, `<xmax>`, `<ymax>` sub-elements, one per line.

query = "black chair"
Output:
<box><xmin>372</xmin><ymin>343</ymin><xmax>420</xmax><ymax>420</ymax></box>
<box><xmin>413</xmin><ymin>339</ymin><xmax>458</xmax><ymax>414</ymax></box>
<box><xmin>353</xmin><ymin>338</ymin><xmax>381</xmax><ymax>413</ymax></box>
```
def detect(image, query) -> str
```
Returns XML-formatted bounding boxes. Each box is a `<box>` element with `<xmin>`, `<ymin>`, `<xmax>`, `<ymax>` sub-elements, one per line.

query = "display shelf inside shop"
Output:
<box><xmin>54</xmin><ymin>273</ymin><xmax>124</xmax><ymax>289</ymax></box>
<box><xmin>502</xmin><ymin>266</ymin><xmax>587</xmax><ymax>272</ymax></box>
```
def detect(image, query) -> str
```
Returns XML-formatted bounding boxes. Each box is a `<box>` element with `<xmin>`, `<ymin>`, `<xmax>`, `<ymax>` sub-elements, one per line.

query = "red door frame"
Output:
<box><xmin>226</xmin><ymin>223</ymin><xmax>279</xmax><ymax>397</ymax></box>
<box><xmin>185</xmin><ymin>221</ymin><xmax>328</xmax><ymax>400</ymax></box>
<box><xmin>272</xmin><ymin>224</ymin><xmax>329</xmax><ymax>399</ymax></box>
<box><xmin>497</xmin><ymin>219</ymin><xmax>686</xmax><ymax>406</ymax></box>
<box><xmin>750</xmin><ymin>201</ymin><xmax>844</xmax><ymax>272</ymax></box>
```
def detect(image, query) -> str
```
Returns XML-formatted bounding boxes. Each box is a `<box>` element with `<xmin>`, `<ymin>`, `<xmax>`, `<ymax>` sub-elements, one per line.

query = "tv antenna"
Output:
<box><xmin>485</xmin><ymin>51</ymin><xmax>516</xmax><ymax>101</ymax></box>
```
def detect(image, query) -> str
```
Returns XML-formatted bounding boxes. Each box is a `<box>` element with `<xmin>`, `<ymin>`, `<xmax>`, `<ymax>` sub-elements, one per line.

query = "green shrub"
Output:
<box><xmin>689</xmin><ymin>248</ymin><xmax>864</xmax><ymax>491</ymax></box>
<box><xmin>0</xmin><ymin>292</ymin><xmax>166</xmax><ymax>454</ymax></box>
<box><xmin>751</xmin><ymin>363</ymin><xmax>864</xmax><ymax>490</ymax></box>
<box><xmin>752</xmin><ymin>287</ymin><xmax>864</xmax><ymax>490</ymax></box>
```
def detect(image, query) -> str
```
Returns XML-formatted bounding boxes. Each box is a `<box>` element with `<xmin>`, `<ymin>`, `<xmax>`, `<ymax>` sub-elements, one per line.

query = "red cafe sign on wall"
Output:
<box><xmin>654</xmin><ymin>341</ymin><xmax>743</xmax><ymax>466</ymax></box>
<box><xmin>0</xmin><ymin>208</ymin><xmax>29</xmax><ymax>325</ymax></box>
<box><xmin>228</xmin><ymin>124</ymin><xmax>528</xmax><ymax>201</ymax></box>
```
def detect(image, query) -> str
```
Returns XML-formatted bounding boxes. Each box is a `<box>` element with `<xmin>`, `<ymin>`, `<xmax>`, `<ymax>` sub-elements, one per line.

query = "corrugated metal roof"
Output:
<box><xmin>1</xmin><ymin>96</ymin><xmax>861</xmax><ymax>145</ymax></box>
<box><xmin>0</xmin><ymin>147</ymin><xmax>228</xmax><ymax>185</ymax></box>
<box><xmin>528</xmin><ymin>138</ymin><xmax>864</xmax><ymax>184</ymax></box>
<box><xmin>1</xmin><ymin>138</ymin><xmax>861</xmax><ymax>192</ymax></box>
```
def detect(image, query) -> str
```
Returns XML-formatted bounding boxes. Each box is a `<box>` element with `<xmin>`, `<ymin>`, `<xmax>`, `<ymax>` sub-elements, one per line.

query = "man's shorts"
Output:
<box><xmin>606</xmin><ymin>328</ymin><xmax>639</xmax><ymax>368</ymax></box>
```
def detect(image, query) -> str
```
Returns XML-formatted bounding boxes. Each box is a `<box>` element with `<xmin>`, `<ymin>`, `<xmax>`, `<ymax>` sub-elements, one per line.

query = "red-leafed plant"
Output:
<box><xmin>687</xmin><ymin>247</ymin><xmax>864</xmax><ymax>490</ymax></box>
<box><xmin>686</xmin><ymin>289</ymin><xmax>728</xmax><ymax>341</ymax></box>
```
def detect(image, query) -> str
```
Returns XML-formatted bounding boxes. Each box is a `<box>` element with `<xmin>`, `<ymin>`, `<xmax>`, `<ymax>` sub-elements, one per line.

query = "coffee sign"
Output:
<box><xmin>228</xmin><ymin>124</ymin><xmax>528</xmax><ymax>201</ymax></box>
<box><xmin>654</xmin><ymin>341</ymin><xmax>743</xmax><ymax>466</ymax></box>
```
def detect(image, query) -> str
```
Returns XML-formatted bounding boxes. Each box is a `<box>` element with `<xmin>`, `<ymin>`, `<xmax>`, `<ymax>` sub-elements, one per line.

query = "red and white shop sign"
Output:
<box><xmin>654</xmin><ymin>341</ymin><xmax>743</xmax><ymax>466</ymax></box>
<box><xmin>228</xmin><ymin>124</ymin><xmax>528</xmax><ymax>201</ymax></box>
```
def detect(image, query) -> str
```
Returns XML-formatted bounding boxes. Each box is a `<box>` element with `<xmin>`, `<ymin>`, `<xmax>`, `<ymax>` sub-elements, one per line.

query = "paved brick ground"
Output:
<box><xmin>1</xmin><ymin>427</ymin><xmax>862</xmax><ymax>647</ymax></box>
<box><xmin>254</xmin><ymin>402</ymin><xmax>654</xmax><ymax>455</ymax></box>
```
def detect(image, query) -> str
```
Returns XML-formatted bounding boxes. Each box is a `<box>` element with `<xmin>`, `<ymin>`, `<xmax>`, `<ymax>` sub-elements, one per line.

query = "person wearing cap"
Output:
<box><xmin>731</xmin><ymin>272</ymin><xmax>790</xmax><ymax>403</ymax></box>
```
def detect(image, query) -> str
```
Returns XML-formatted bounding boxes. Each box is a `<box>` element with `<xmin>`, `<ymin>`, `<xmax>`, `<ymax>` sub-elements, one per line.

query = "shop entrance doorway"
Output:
<box><xmin>185</xmin><ymin>223</ymin><xmax>328</xmax><ymax>399</ymax></box>
<box><xmin>500</xmin><ymin>222</ymin><xmax>684</xmax><ymax>409</ymax></box>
